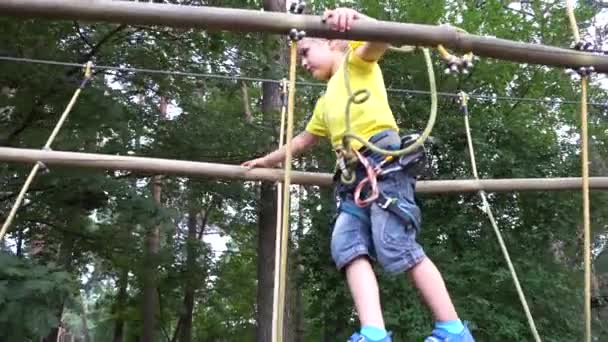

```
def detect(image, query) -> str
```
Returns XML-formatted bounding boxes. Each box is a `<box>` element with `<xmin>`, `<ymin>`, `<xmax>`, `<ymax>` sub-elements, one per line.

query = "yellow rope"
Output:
<box><xmin>0</xmin><ymin>61</ymin><xmax>93</xmax><ymax>241</ymax></box>
<box><xmin>436</xmin><ymin>44</ymin><xmax>473</xmax><ymax>65</ymax></box>
<box><xmin>273</xmin><ymin>42</ymin><xmax>297</xmax><ymax>342</ymax></box>
<box><xmin>436</xmin><ymin>26</ymin><xmax>473</xmax><ymax>67</ymax></box>
<box><xmin>271</xmin><ymin>79</ymin><xmax>288</xmax><ymax>342</ymax></box>
<box><xmin>566</xmin><ymin>0</ymin><xmax>581</xmax><ymax>43</ymax></box>
<box><xmin>388</xmin><ymin>44</ymin><xmax>417</xmax><ymax>53</ymax></box>
<box><xmin>581</xmin><ymin>76</ymin><xmax>592</xmax><ymax>342</ymax></box>
<box><xmin>341</xmin><ymin>47</ymin><xmax>437</xmax><ymax>158</ymax></box>
<box><xmin>566</xmin><ymin>2</ymin><xmax>591</xmax><ymax>340</ymax></box>
<box><xmin>460</xmin><ymin>92</ymin><xmax>541</xmax><ymax>342</ymax></box>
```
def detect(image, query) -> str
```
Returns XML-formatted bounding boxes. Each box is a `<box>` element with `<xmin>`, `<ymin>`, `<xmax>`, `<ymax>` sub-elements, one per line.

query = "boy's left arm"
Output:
<box><xmin>322</xmin><ymin>8</ymin><xmax>389</xmax><ymax>62</ymax></box>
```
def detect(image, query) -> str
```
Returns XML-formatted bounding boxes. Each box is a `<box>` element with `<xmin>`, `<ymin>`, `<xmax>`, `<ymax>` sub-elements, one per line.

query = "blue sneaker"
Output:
<box><xmin>348</xmin><ymin>332</ymin><xmax>392</xmax><ymax>342</ymax></box>
<box><xmin>425</xmin><ymin>325</ymin><xmax>474</xmax><ymax>342</ymax></box>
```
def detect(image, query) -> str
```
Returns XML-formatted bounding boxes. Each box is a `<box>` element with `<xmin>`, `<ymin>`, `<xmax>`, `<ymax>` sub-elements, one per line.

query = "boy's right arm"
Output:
<box><xmin>323</xmin><ymin>8</ymin><xmax>389</xmax><ymax>62</ymax></box>
<box><xmin>242</xmin><ymin>131</ymin><xmax>320</xmax><ymax>169</ymax></box>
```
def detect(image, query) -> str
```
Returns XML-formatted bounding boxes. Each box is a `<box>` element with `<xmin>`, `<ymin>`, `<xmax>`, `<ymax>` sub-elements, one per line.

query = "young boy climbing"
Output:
<box><xmin>243</xmin><ymin>8</ymin><xmax>474</xmax><ymax>342</ymax></box>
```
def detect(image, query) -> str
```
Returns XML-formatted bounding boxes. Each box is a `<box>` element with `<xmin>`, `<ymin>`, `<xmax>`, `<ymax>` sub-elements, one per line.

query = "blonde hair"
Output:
<box><xmin>329</xmin><ymin>39</ymin><xmax>350</xmax><ymax>52</ymax></box>
<box><xmin>298</xmin><ymin>37</ymin><xmax>350</xmax><ymax>53</ymax></box>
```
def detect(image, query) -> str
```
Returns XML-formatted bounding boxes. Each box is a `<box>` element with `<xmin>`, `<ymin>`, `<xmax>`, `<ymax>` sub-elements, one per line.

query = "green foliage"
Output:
<box><xmin>0</xmin><ymin>0</ymin><xmax>607</xmax><ymax>341</ymax></box>
<box><xmin>0</xmin><ymin>253</ymin><xmax>77</xmax><ymax>341</ymax></box>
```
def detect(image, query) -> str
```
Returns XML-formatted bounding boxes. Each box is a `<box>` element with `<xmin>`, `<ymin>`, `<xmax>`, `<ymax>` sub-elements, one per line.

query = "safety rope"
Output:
<box><xmin>337</xmin><ymin>38</ymin><xmax>466</xmax><ymax>196</ymax></box>
<box><xmin>0</xmin><ymin>62</ymin><xmax>93</xmax><ymax>241</ymax></box>
<box><xmin>566</xmin><ymin>1</ymin><xmax>592</xmax><ymax>341</ymax></box>
<box><xmin>340</xmin><ymin>47</ymin><xmax>437</xmax><ymax>159</ymax></box>
<box><xmin>271</xmin><ymin>79</ymin><xmax>288</xmax><ymax>341</ymax></box>
<box><xmin>272</xmin><ymin>41</ymin><xmax>298</xmax><ymax>342</ymax></box>
<box><xmin>581</xmin><ymin>77</ymin><xmax>592</xmax><ymax>342</ymax></box>
<box><xmin>566</xmin><ymin>0</ymin><xmax>581</xmax><ymax>43</ymax></box>
<box><xmin>459</xmin><ymin>92</ymin><xmax>541</xmax><ymax>342</ymax></box>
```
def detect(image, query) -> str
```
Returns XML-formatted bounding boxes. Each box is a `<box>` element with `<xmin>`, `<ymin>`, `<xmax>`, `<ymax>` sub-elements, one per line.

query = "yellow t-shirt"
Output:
<box><xmin>305</xmin><ymin>43</ymin><xmax>398</xmax><ymax>151</ymax></box>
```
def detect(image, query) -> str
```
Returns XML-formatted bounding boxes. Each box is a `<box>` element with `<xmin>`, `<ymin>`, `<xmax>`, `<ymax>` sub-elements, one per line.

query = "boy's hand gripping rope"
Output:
<box><xmin>0</xmin><ymin>61</ymin><xmax>94</xmax><ymax>241</ymax></box>
<box><xmin>459</xmin><ymin>92</ymin><xmax>541</xmax><ymax>342</ymax></box>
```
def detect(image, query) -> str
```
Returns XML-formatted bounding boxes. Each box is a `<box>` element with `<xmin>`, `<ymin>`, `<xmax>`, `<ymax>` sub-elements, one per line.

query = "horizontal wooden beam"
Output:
<box><xmin>1</xmin><ymin>147</ymin><xmax>607</xmax><ymax>194</ymax></box>
<box><xmin>0</xmin><ymin>0</ymin><xmax>606</xmax><ymax>72</ymax></box>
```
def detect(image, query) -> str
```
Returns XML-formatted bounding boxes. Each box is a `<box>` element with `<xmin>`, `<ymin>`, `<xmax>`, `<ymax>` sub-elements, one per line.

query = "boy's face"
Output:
<box><xmin>297</xmin><ymin>38</ymin><xmax>336</xmax><ymax>81</ymax></box>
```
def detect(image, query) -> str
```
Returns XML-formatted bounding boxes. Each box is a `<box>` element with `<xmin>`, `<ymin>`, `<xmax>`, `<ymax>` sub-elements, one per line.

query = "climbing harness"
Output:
<box><xmin>0</xmin><ymin>61</ymin><xmax>94</xmax><ymax>241</ymax></box>
<box><xmin>459</xmin><ymin>92</ymin><xmax>541</xmax><ymax>342</ymax></box>
<box><xmin>335</xmin><ymin>44</ymin><xmax>437</xmax><ymax>206</ymax></box>
<box><xmin>336</xmin><ymin>30</ymin><xmax>475</xmax><ymax>207</ymax></box>
<box><xmin>342</xmin><ymin>133</ymin><xmax>427</xmax><ymax>208</ymax></box>
<box><xmin>333</xmin><ymin>130</ymin><xmax>426</xmax><ymax>233</ymax></box>
<box><xmin>336</xmin><ymin>25</ymin><xmax>474</xmax><ymax>194</ymax></box>
<box><xmin>330</xmin><ymin>22</ymin><xmax>445</xmax><ymax>229</ymax></box>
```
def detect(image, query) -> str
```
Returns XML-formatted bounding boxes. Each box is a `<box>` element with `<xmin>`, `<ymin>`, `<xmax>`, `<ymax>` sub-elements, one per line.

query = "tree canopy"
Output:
<box><xmin>1</xmin><ymin>0</ymin><xmax>608</xmax><ymax>341</ymax></box>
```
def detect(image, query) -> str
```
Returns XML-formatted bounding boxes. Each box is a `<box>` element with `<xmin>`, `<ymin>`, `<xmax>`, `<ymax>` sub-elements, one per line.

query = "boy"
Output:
<box><xmin>243</xmin><ymin>8</ymin><xmax>474</xmax><ymax>342</ymax></box>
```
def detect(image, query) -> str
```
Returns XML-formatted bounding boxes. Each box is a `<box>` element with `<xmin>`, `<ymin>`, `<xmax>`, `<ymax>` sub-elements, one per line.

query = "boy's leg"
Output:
<box><xmin>331</xmin><ymin>207</ymin><xmax>390</xmax><ymax>340</ymax></box>
<box><xmin>371</xmin><ymin>204</ymin><xmax>471</xmax><ymax>339</ymax></box>
<box><xmin>408</xmin><ymin>256</ymin><xmax>458</xmax><ymax>322</ymax></box>
<box><xmin>370</xmin><ymin>172</ymin><xmax>473</xmax><ymax>340</ymax></box>
<box><xmin>345</xmin><ymin>256</ymin><xmax>385</xmax><ymax>328</ymax></box>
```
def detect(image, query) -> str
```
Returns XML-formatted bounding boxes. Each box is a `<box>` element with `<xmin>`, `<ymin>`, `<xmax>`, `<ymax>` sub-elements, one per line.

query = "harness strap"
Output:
<box><xmin>338</xmin><ymin>199</ymin><xmax>371</xmax><ymax>225</ymax></box>
<box><xmin>376</xmin><ymin>191</ymin><xmax>420</xmax><ymax>230</ymax></box>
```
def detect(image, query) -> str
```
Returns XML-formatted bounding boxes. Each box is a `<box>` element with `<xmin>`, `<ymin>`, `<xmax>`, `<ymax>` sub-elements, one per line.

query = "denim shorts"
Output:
<box><xmin>331</xmin><ymin>131</ymin><xmax>425</xmax><ymax>274</ymax></box>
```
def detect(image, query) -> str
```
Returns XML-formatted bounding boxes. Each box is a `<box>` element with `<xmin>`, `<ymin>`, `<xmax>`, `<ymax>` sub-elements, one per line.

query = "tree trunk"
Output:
<box><xmin>80</xmin><ymin>296</ymin><xmax>91</xmax><ymax>342</ymax></box>
<box><xmin>173</xmin><ymin>199</ymin><xmax>214</xmax><ymax>342</ymax></box>
<box><xmin>294</xmin><ymin>280</ymin><xmax>303</xmax><ymax>342</ymax></box>
<box><xmin>44</xmin><ymin>234</ymin><xmax>75</xmax><ymax>342</ymax></box>
<box><xmin>142</xmin><ymin>95</ymin><xmax>168</xmax><ymax>342</ymax></box>
<box><xmin>16</xmin><ymin>227</ymin><xmax>23</xmax><ymax>257</ymax></box>
<box><xmin>177</xmin><ymin>210</ymin><xmax>198</xmax><ymax>342</ymax></box>
<box><xmin>112</xmin><ymin>269</ymin><xmax>128</xmax><ymax>342</ymax></box>
<box><xmin>142</xmin><ymin>175</ymin><xmax>162</xmax><ymax>342</ymax></box>
<box><xmin>257</xmin><ymin>1</ymin><xmax>287</xmax><ymax>341</ymax></box>
<box><xmin>294</xmin><ymin>184</ymin><xmax>305</xmax><ymax>342</ymax></box>
<box><xmin>256</xmin><ymin>182</ymin><xmax>278</xmax><ymax>342</ymax></box>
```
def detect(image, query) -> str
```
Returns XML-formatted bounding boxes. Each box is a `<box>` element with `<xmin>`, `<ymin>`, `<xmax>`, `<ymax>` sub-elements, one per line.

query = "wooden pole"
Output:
<box><xmin>0</xmin><ymin>0</ymin><xmax>607</xmax><ymax>72</ymax></box>
<box><xmin>2</xmin><ymin>147</ymin><xmax>608</xmax><ymax>193</ymax></box>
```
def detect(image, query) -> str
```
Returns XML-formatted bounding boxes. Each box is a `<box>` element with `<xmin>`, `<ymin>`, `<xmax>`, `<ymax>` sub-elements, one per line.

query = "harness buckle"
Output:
<box><xmin>335</xmin><ymin>147</ymin><xmax>358</xmax><ymax>184</ymax></box>
<box><xmin>377</xmin><ymin>195</ymin><xmax>396</xmax><ymax>209</ymax></box>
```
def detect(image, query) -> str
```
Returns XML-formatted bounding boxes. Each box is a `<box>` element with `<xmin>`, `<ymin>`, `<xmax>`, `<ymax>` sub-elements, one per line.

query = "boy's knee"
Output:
<box><xmin>331</xmin><ymin>212</ymin><xmax>372</xmax><ymax>270</ymax></box>
<box><xmin>378</xmin><ymin>245</ymin><xmax>426</xmax><ymax>275</ymax></box>
<box><xmin>331</xmin><ymin>239</ymin><xmax>370</xmax><ymax>271</ymax></box>
<box><xmin>372</xmin><ymin>206</ymin><xmax>426</xmax><ymax>274</ymax></box>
